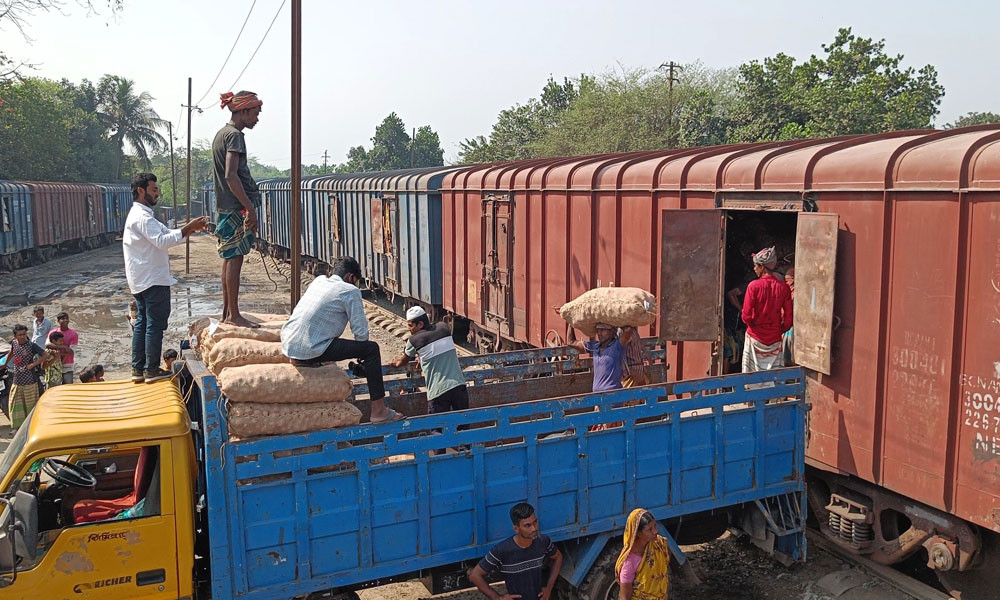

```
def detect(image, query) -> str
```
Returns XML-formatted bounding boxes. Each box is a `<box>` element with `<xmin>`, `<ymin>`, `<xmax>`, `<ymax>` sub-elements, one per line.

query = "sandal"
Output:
<box><xmin>370</xmin><ymin>408</ymin><xmax>405</xmax><ymax>424</ymax></box>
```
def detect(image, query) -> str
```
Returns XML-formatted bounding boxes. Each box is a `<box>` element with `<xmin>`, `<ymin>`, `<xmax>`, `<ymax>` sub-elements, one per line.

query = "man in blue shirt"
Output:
<box><xmin>280</xmin><ymin>256</ymin><xmax>402</xmax><ymax>423</ymax></box>
<box><xmin>567</xmin><ymin>323</ymin><xmax>636</xmax><ymax>392</ymax></box>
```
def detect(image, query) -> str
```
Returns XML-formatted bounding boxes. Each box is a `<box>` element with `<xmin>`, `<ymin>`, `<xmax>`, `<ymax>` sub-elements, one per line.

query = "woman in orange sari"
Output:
<box><xmin>616</xmin><ymin>508</ymin><xmax>671</xmax><ymax>600</ymax></box>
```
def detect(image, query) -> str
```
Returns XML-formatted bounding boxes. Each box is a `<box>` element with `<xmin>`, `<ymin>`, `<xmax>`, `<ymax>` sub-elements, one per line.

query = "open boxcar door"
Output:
<box><xmin>659</xmin><ymin>210</ymin><xmax>726</xmax><ymax>348</ymax></box>
<box><xmin>792</xmin><ymin>212</ymin><xmax>838</xmax><ymax>375</ymax></box>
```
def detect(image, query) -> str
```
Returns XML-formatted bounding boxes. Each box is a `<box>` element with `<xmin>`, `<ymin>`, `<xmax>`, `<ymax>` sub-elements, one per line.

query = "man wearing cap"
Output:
<box><xmin>741</xmin><ymin>246</ymin><xmax>793</xmax><ymax>373</ymax></box>
<box><xmin>567</xmin><ymin>323</ymin><xmax>636</xmax><ymax>393</ymax></box>
<box><xmin>391</xmin><ymin>307</ymin><xmax>469</xmax><ymax>416</ymax></box>
<box><xmin>213</xmin><ymin>90</ymin><xmax>263</xmax><ymax>329</ymax></box>
<box><xmin>281</xmin><ymin>256</ymin><xmax>402</xmax><ymax>423</ymax></box>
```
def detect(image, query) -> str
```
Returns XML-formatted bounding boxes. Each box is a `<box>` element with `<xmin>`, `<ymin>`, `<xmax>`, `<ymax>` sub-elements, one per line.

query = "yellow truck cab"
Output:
<box><xmin>0</xmin><ymin>380</ymin><xmax>197</xmax><ymax>599</ymax></box>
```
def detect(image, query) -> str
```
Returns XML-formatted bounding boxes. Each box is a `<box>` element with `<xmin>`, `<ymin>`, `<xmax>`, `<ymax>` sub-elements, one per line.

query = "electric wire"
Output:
<box><xmin>227</xmin><ymin>0</ymin><xmax>287</xmax><ymax>92</ymax></box>
<box><xmin>193</xmin><ymin>0</ymin><xmax>259</xmax><ymax>108</ymax></box>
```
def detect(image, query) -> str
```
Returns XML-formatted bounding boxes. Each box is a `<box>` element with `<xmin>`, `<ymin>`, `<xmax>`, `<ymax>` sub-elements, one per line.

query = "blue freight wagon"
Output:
<box><xmin>255</xmin><ymin>167</ymin><xmax>459</xmax><ymax>315</ymax></box>
<box><xmin>0</xmin><ymin>181</ymin><xmax>33</xmax><ymax>271</ymax></box>
<box><xmin>97</xmin><ymin>183</ymin><xmax>131</xmax><ymax>238</ymax></box>
<box><xmin>320</xmin><ymin>167</ymin><xmax>459</xmax><ymax>312</ymax></box>
<box><xmin>188</xmin><ymin>347</ymin><xmax>807</xmax><ymax>599</ymax></box>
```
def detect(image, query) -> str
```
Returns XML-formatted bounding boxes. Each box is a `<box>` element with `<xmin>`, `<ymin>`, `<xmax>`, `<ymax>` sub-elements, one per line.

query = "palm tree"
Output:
<box><xmin>96</xmin><ymin>75</ymin><xmax>167</xmax><ymax>179</ymax></box>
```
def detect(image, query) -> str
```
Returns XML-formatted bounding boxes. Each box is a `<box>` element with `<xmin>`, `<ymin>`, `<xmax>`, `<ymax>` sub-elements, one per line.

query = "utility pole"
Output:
<box><xmin>322</xmin><ymin>149</ymin><xmax>329</xmax><ymax>172</ymax></box>
<box><xmin>659</xmin><ymin>61</ymin><xmax>683</xmax><ymax>148</ymax></box>
<box><xmin>184</xmin><ymin>77</ymin><xmax>193</xmax><ymax>274</ymax></box>
<box><xmin>410</xmin><ymin>127</ymin><xmax>415</xmax><ymax>168</ymax></box>
<box><xmin>290</xmin><ymin>0</ymin><xmax>302</xmax><ymax>307</ymax></box>
<box><xmin>168</xmin><ymin>121</ymin><xmax>178</xmax><ymax>218</ymax></box>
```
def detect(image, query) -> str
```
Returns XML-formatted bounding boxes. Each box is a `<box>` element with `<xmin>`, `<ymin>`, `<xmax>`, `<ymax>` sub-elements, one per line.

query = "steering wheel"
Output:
<box><xmin>41</xmin><ymin>458</ymin><xmax>97</xmax><ymax>488</ymax></box>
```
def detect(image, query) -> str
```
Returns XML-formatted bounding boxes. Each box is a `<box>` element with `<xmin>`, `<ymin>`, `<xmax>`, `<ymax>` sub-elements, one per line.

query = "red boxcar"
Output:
<box><xmin>27</xmin><ymin>182</ymin><xmax>106</xmax><ymax>254</ymax></box>
<box><xmin>441</xmin><ymin>126</ymin><xmax>1000</xmax><ymax>594</ymax></box>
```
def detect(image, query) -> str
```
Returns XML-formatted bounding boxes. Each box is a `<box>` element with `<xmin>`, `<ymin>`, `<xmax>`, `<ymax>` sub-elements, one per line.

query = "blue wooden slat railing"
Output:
<box><xmin>188</xmin><ymin>355</ymin><xmax>806</xmax><ymax>600</ymax></box>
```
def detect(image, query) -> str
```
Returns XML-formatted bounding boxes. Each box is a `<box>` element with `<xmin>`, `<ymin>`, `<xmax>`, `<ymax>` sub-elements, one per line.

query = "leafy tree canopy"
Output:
<box><xmin>945</xmin><ymin>111</ymin><xmax>1000</xmax><ymax>129</ymax></box>
<box><xmin>336</xmin><ymin>113</ymin><xmax>444</xmax><ymax>173</ymax></box>
<box><xmin>729</xmin><ymin>27</ymin><xmax>944</xmax><ymax>142</ymax></box>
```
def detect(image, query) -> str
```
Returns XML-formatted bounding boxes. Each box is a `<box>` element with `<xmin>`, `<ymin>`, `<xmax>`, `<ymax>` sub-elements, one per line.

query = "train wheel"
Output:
<box><xmin>937</xmin><ymin>530</ymin><xmax>1000</xmax><ymax>600</ymax></box>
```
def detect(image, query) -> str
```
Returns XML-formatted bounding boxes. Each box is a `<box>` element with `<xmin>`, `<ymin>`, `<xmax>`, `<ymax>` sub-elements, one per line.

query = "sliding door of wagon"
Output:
<box><xmin>659</xmin><ymin>210</ymin><xmax>725</xmax><ymax>377</ymax></box>
<box><xmin>482</xmin><ymin>193</ymin><xmax>514</xmax><ymax>340</ymax></box>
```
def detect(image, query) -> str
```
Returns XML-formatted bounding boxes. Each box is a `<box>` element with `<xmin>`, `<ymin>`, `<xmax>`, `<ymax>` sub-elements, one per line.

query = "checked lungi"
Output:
<box><xmin>216</xmin><ymin>209</ymin><xmax>255</xmax><ymax>259</ymax></box>
<box><xmin>9</xmin><ymin>382</ymin><xmax>39</xmax><ymax>430</ymax></box>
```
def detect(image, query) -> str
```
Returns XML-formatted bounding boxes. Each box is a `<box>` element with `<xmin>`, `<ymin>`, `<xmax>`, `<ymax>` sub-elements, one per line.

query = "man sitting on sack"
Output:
<box><xmin>391</xmin><ymin>306</ymin><xmax>468</xmax><ymax>415</ymax></box>
<box><xmin>280</xmin><ymin>256</ymin><xmax>403</xmax><ymax>423</ymax></box>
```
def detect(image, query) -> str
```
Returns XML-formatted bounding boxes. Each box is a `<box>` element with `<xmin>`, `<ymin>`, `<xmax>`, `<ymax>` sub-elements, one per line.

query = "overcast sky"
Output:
<box><xmin>4</xmin><ymin>0</ymin><xmax>995</xmax><ymax>168</ymax></box>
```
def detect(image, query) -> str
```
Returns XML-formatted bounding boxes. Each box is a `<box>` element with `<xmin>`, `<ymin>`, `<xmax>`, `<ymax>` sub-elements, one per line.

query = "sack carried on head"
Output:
<box><xmin>559</xmin><ymin>287</ymin><xmax>656</xmax><ymax>337</ymax></box>
<box><xmin>218</xmin><ymin>362</ymin><xmax>353</xmax><ymax>404</ymax></box>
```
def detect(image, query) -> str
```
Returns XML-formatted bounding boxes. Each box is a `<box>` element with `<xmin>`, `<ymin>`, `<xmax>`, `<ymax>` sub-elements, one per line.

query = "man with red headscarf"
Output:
<box><xmin>213</xmin><ymin>90</ymin><xmax>263</xmax><ymax>328</ymax></box>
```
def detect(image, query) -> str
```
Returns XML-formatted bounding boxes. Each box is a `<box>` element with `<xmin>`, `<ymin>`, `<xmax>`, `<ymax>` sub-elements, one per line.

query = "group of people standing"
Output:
<box><xmin>4</xmin><ymin>307</ymin><xmax>99</xmax><ymax>430</ymax></box>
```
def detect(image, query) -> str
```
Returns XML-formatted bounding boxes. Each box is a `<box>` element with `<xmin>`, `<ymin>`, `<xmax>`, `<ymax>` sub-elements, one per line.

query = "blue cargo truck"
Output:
<box><xmin>0</xmin><ymin>346</ymin><xmax>806</xmax><ymax>599</ymax></box>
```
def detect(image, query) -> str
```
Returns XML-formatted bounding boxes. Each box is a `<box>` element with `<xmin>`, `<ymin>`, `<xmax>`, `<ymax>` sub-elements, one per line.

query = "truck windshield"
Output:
<box><xmin>0</xmin><ymin>413</ymin><xmax>31</xmax><ymax>483</ymax></box>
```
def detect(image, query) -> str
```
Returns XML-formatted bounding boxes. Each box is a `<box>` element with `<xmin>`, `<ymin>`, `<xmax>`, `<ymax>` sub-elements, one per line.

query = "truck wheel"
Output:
<box><xmin>557</xmin><ymin>543</ymin><xmax>623</xmax><ymax>600</ymax></box>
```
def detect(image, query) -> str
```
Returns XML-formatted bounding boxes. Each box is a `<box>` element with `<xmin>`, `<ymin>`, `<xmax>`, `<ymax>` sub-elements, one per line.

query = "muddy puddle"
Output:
<box><xmin>0</xmin><ymin>235</ymin><xmax>295</xmax><ymax>378</ymax></box>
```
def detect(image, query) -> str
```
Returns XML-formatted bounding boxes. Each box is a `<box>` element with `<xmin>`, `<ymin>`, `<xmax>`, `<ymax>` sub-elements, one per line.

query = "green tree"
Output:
<box><xmin>336</xmin><ymin>145</ymin><xmax>369</xmax><ymax>173</ymax></box>
<box><xmin>96</xmin><ymin>74</ymin><xmax>168</xmax><ymax>178</ymax></box>
<box><xmin>729</xmin><ymin>27</ymin><xmax>944</xmax><ymax>142</ymax></box>
<box><xmin>0</xmin><ymin>76</ymin><xmax>118</xmax><ymax>181</ymax></box>
<box><xmin>364</xmin><ymin>112</ymin><xmax>411</xmax><ymax>171</ymax></box>
<box><xmin>530</xmin><ymin>65</ymin><xmax>735</xmax><ymax>156</ymax></box>
<box><xmin>458</xmin><ymin>76</ymin><xmax>579</xmax><ymax>163</ymax></box>
<box><xmin>62</xmin><ymin>78</ymin><xmax>117</xmax><ymax>181</ymax></box>
<box><xmin>0</xmin><ymin>78</ymin><xmax>76</xmax><ymax>180</ymax></box>
<box><xmin>336</xmin><ymin>113</ymin><xmax>445</xmax><ymax>172</ymax></box>
<box><xmin>945</xmin><ymin>111</ymin><xmax>1000</xmax><ymax>129</ymax></box>
<box><xmin>411</xmin><ymin>125</ymin><xmax>444</xmax><ymax>167</ymax></box>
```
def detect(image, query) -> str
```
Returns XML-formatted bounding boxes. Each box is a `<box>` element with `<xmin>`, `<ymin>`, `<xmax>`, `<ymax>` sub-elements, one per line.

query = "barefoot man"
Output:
<box><xmin>213</xmin><ymin>90</ymin><xmax>263</xmax><ymax>328</ymax></box>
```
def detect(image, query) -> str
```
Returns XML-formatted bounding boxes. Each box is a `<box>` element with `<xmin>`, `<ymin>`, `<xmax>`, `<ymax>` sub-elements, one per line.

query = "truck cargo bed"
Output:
<box><xmin>184</xmin><ymin>351</ymin><xmax>806</xmax><ymax>600</ymax></box>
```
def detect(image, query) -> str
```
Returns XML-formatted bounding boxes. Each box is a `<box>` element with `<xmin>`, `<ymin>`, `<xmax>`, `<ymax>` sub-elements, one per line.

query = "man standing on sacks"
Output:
<box><xmin>280</xmin><ymin>256</ymin><xmax>403</xmax><ymax>423</ymax></box>
<box><xmin>214</xmin><ymin>90</ymin><xmax>263</xmax><ymax>329</ymax></box>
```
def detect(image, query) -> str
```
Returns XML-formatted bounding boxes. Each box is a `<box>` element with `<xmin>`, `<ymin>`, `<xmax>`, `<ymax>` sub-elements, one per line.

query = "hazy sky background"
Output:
<box><xmin>4</xmin><ymin>0</ymin><xmax>995</xmax><ymax>168</ymax></box>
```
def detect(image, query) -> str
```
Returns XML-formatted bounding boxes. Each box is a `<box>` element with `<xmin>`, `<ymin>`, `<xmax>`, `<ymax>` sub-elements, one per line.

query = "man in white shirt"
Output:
<box><xmin>123</xmin><ymin>173</ymin><xmax>209</xmax><ymax>383</ymax></box>
<box><xmin>280</xmin><ymin>256</ymin><xmax>402</xmax><ymax>423</ymax></box>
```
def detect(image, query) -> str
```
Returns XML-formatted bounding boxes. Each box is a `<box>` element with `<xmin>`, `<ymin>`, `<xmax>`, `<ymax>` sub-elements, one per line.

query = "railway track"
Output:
<box><xmin>362</xmin><ymin>298</ymin><xmax>475</xmax><ymax>357</ymax></box>
<box><xmin>807</xmin><ymin>531</ymin><xmax>954</xmax><ymax>600</ymax></box>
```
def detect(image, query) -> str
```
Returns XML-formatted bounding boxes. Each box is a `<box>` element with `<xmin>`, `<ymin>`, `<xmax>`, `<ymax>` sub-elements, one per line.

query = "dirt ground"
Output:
<box><xmin>0</xmin><ymin>236</ymin><xmax>920</xmax><ymax>600</ymax></box>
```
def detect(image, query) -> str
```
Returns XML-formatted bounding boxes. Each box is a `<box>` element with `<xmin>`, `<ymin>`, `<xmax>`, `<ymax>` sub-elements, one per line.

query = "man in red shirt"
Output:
<box><xmin>741</xmin><ymin>246</ymin><xmax>792</xmax><ymax>373</ymax></box>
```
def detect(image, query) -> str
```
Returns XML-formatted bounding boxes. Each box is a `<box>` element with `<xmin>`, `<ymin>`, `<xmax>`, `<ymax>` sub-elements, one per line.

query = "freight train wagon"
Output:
<box><xmin>440</xmin><ymin>124</ymin><xmax>1000</xmax><ymax>597</ymax></box>
<box><xmin>258</xmin><ymin>167</ymin><xmax>460</xmax><ymax>317</ymax></box>
<box><xmin>0</xmin><ymin>181</ymin><xmax>33</xmax><ymax>272</ymax></box>
<box><xmin>24</xmin><ymin>181</ymin><xmax>108</xmax><ymax>261</ymax></box>
<box><xmin>193</xmin><ymin>181</ymin><xmax>217</xmax><ymax>221</ymax></box>
<box><xmin>97</xmin><ymin>183</ymin><xmax>131</xmax><ymax>238</ymax></box>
